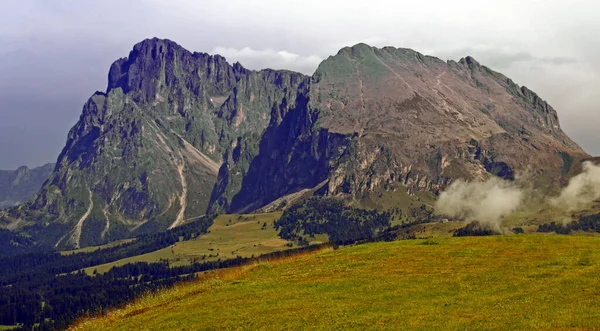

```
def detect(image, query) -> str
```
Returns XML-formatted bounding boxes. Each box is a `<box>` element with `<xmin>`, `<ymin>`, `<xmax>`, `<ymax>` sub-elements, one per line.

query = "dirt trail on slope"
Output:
<box><xmin>169</xmin><ymin>160</ymin><xmax>187</xmax><ymax>229</ymax></box>
<box><xmin>172</xmin><ymin>132</ymin><xmax>220</xmax><ymax>175</ymax></box>
<box><xmin>68</xmin><ymin>188</ymin><xmax>94</xmax><ymax>248</ymax></box>
<box><xmin>101</xmin><ymin>206</ymin><xmax>110</xmax><ymax>240</ymax></box>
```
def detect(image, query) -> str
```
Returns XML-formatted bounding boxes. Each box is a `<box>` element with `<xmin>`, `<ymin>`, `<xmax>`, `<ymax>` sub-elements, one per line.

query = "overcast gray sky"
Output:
<box><xmin>0</xmin><ymin>0</ymin><xmax>598</xmax><ymax>169</ymax></box>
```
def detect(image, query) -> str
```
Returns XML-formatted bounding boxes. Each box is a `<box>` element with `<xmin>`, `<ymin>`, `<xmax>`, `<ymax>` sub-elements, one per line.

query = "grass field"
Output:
<box><xmin>74</xmin><ymin>234</ymin><xmax>600</xmax><ymax>330</ymax></box>
<box><xmin>60</xmin><ymin>238</ymin><xmax>136</xmax><ymax>255</ymax></box>
<box><xmin>82</xmin><ymin>213</ymin><xmax>327</xmax><ymax>275</ymax></box>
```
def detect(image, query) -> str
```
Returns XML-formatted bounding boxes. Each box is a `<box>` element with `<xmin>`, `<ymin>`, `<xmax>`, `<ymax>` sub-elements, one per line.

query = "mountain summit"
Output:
<box><xmin>1</xmin><ymin>39</ymin><xmax>587</xmax><ymax>248</ymax></box>
<box><xmin>209</xmin><ymin>43</ymin><xmax>586</xmax><ymax>213</ymax></box>
<box><xmin>3</xmin><ymin>38</ymin><xmax>306</xmax><ymax>248</ymax></box>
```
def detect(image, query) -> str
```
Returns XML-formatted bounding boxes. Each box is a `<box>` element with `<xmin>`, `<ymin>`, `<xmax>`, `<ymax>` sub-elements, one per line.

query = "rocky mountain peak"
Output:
<box><xmin>4</xmin><ymin>38</ymin><xmax>309</xmax><ymax>248</ymax></box>
<box><xmin>2</xmin><ymin>40</ymin><xmax>588</xmax><ymax>249</ymax></box>
<box><xmin>459</xmin><ymin>55</ymin><xmax>481</xmax><ymax>67</ymax></box>
<box><xmin>107</xmin><ymin>38</ymin><xmax>242</xmax><ymax>102</ymax></box>
<box><xmin>14</xmin><ymin>165</ymin><xmax>29</xmax><ymax>176</ymax></box>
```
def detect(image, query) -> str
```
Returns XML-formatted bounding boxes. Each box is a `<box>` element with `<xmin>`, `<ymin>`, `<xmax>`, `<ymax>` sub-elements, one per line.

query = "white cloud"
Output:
<box><xmin>211</xmin><ymin>46</ymin><xmax>322</xmax><ymax>75</ymax></box>
<box><xmin>435</xmin><ymin>177</ymin><xmax>524</xmax><ymax>231</ymax></box>
<box><xmin>435</xmin><ymin>162</ymin><xmax>600</xmax><ymax>229</ymax></box>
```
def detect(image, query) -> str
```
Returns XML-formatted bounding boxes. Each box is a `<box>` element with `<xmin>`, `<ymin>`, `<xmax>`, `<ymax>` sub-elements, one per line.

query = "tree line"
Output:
<box><xmin>274</xmin><ymin>198</ymin><xmax>393</xmax><ymax>245</ymax></box>
<box><xmin>537</xmin><ymin>213</ymin><xmax>600</xmax><ymax>235</ymax></box>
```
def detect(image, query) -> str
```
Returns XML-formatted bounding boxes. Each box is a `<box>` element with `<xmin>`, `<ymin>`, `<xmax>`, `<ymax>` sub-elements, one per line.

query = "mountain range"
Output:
<box><xmin>0</xmin><ymin>163</ymin><xmax>54</xmax><ymax>210</ymax></box>
<box><xmin>0</xmin><ymin>38</ymin><xmax>588</xmax><ymax>249</ymax></box>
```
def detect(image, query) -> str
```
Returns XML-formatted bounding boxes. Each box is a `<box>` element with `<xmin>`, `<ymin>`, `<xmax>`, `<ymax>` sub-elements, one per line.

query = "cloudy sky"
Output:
<box><xmin>0</xmin><ymin>0</ymin><xmax>598</xmax><ymax>169</ymax></box>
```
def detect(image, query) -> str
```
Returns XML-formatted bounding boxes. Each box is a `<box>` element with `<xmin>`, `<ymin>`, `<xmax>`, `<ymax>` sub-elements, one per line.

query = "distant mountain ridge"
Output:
<box><xmin>1</xmin><ymin>38</ymin><xmax>588</xmax><ymax>249</ymax></box>
<box><xmin>0</xmin><ymin>163</ymin><xmax>54</xmax><ymax>209</ymax></box>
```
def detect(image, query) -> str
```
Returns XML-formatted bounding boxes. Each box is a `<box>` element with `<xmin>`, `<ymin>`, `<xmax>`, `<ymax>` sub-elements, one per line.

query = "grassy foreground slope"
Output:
<box><xmin>74</xmin><ymin>235</ymin><xmax>600</xmax><ymax>330</ymax></box>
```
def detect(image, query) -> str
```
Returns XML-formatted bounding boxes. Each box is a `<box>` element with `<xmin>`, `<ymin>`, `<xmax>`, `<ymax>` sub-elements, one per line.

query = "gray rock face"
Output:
<box><xmin>208</xmin><ymin>44</ymin><xmax>587</xmax><ymax>213</ymax></box>
<box><xmin>3</xmin><ymin>39</ymin><xmax>587</xmax><ymax>249</ymax></box>
<box><xmin>4</xmin><ymin>38</ymin><xmax>306</xmax><ymax>249</ymax></box>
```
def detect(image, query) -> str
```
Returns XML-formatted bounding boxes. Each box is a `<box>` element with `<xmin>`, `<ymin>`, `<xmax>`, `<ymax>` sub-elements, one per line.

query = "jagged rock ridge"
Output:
<box><xmin>2</xmin><ymin>39</ymin><xmax>587</xmax><ymax>248</ymax></box>
<box><xmin>4</xmin><ymin>38</ymin><xmax>306</xmax><ymax>248</ymax></box>
<box><xmin>208</xmin><ymin>43</ymin><xmax>587</xmax><ymax>213</ymax></box>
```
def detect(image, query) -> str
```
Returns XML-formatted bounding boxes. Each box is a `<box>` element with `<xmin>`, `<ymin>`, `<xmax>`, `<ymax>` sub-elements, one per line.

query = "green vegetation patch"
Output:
<box><xmin>82</xmin><ymin>213</ymin><xmax>295</xmax><ymax>274</ymax></box>
<box><xmin>275</xmin><ymin>198</ymin><xmax>391</xmax><ymax>245</ymax></box>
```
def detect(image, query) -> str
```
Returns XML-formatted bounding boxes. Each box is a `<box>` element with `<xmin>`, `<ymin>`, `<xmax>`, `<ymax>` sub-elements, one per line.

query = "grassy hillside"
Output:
<box><xmin>81</xmin><ymin>213</ymin><xmax>327</xmax><ymax>275</ymax></box>
<box><xmin>60</xmin><ymin>239</ymin><xmax>136</xmax><ymax>255</ymax></box>
<box><xmin>74</xmin><ymin>234</ymin><xmax>600</xmax><ymax>330</ymax></box>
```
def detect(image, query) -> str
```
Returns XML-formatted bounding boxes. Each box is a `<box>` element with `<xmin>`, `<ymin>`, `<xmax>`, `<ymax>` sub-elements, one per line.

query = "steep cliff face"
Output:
<box><xmin>0</xmin><ymin>163</ymin><xmax>54</xmax><ymax>209</ymax></box>
<box><xmin>208</xmin><ymin>83</ymin><xmax>351</xmax><ymax>213</ymax></box>
<box><xmin>209</xmin><ymin>43</ymin><xmax>587</xmax><ymax>213</ymax></box>
<box><xmin>4</xmin><ymin>39</ymin><xmax>587</xmax><ymax>248</ymax></box>
<box><xmin>6</xmin><ymin>38</ymin><xmax>307</xmax><ymax>248</ymax></box>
